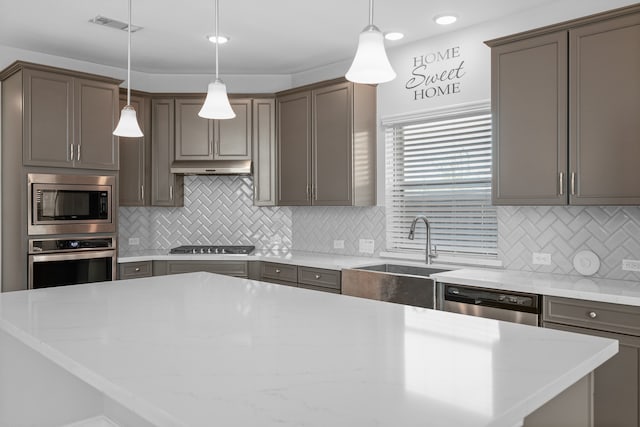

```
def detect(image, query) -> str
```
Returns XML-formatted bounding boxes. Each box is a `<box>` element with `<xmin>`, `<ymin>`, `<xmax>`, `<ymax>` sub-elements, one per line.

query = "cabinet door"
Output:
<box><xmin>544</xmin><ymin>322</ymin><xmax>640</xmax><ymax>427</ymax></box>
<box><xmin>175</xmin><ymin>98</ymin><xmax>214</xmax><ymax>160</ymax></box>
<box><xmin>252</xmin><ymin>98</ymin><xmax>277</xmax><ymax>206</ymax></box>
<box><xmin>215</xmin><ymin>98</ymin><xmax>252</xmax><ymax>160</ymax></box>
<box><xmin>151</xmin><ymin>98</ymin><xmax>183</xmax><ymax>206</ymax></box>
<box><xmin>312</xmin><ymin>82</ymin><xmax>353</xmax><ymax>206</ymax></box>
<box><xmin>569</xmin><ymin>13</ymin><xmax>640</xmax><ymax>205</ymax></box>
<box><xmin>74</xmin><ymin>78</ymin><xmax>119</xmax><ymax>170</ymax></box>
<box><xmin>491</xmin><ymin>32</ymin><xmax>568</xmax><ymax>205</ymax></box>
<box><xmin>118</xmin><ymin>94</ymin><xmax>150</xmax><ymax>206</ymax></box>
<box><xmin>277</xmin><ymin>91</ymin><xmax>312</xmax><ymax>205</ymax></box>
<box><xmin>22</xmin><ymin>69</ymin><xmax>73</xmax><ymax>167</ymax></box>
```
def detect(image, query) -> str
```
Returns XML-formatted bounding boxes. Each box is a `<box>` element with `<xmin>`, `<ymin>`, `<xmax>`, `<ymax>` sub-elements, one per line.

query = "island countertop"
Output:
<box><xmin>0</xmin><ymin>272</ymin><xmax>617</xmax><ymax>427</ymax></box>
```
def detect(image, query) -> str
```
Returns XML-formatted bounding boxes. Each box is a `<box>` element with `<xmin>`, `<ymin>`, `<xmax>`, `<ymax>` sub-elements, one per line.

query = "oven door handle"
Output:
<box><xmin>29</xmin><ymin>249</ymin><xmax>116</xmax><ymax>263</ymax></box>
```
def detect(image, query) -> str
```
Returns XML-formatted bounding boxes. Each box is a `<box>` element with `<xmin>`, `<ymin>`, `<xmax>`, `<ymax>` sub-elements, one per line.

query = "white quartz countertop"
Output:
<box><xmin>117</xmin><ymin>249</ymin><xmax>382</xmax><ymax>270</ymax></box>
<box><xmin>0</xmin><ymin>272</ymin><xmax>617</xmax><ymax>427</ymax></box>
<box><xmin>432</xmin><ymin>268</ymin><xmax>640</xmax><ymax>306</ymax></box>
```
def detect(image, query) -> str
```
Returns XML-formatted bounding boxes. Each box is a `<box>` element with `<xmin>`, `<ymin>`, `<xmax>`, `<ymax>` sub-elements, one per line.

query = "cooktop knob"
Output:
<box><xmin>192</xmin><ymin>248</ymin><xmax>197</xmax><ymax>254</ymax></box>
<box><xmin>207</xmin><ymin>248</ymin><xmax>212</xmax><ymax>254</ymax></box>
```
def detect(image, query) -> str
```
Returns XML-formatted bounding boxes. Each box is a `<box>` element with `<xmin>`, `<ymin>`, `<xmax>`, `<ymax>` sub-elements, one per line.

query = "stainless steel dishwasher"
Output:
<box><xmin>440</xmin><ymin>283</ymin><xmax>541</xmax><ymax>326</ymax></box>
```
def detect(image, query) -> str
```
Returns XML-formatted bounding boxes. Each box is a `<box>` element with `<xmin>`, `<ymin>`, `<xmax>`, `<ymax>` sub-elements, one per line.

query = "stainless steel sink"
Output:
<box><xmin>354</xmin><ymin>264</ymin><xmax>450</xmax><ymax>277</ymax></box>
<box><xmin>341</xmin><ymin>264</ymin><xmax>451</xmax><ymax>309</ymax></box>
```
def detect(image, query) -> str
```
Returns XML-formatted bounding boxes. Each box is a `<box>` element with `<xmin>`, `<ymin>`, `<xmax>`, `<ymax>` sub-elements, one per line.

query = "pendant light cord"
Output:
<box><xmin>369</xmin><ymin>0</ymin><xmax>373</xmax><ymax>26</ymax></box>
<box><xmin>127</xmin><ymin>0</ymin><xmax>132</xmax><ymax>105</ymax></box>
<box><xmin>215</xmin><ymin>0</ymin><xmax>219</xmax><ymax>79</ymax></box>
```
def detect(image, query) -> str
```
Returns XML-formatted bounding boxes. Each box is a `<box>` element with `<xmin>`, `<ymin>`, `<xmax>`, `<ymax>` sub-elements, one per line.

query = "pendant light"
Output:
<box><xmin>199</xmin><ymin>0</ymin><xmax>235</xmax><ymax>119</ymax></box>
<box><xmin>346</xmin><ymin>0</ymin><xmax>396</xmax><ymax>84</ymax></box>
<box><xmin>113</xmin><ymin>0</ymin><xmax>143</xmax><ymax>137</ymax></box>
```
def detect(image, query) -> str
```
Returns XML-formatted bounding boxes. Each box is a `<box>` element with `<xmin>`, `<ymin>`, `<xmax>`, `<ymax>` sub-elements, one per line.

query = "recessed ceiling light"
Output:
<box><xmin>207</xmin><ymin>34</ymin><xmax>230</xmax><ymax>44</ymax></box>
<box><xmin>434</xmin><ymin>15</ymin><xmax>457</xmax><ymax>25</ymax></box>
<box><xmin>385</xmin><ymin>32</ymin><xmax>404</xmax><ymax>41</ymax></box>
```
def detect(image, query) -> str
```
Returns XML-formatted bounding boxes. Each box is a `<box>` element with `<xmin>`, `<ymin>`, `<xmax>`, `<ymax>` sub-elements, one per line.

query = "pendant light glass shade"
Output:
<box><xmin>346</xmin><ymin>24</ymin><xmax>396</xmax><ymax>84</ymax></box>
<box><xmin>199</xmin><ymin>0</ymin><xmax>235</xmax><ymax>120</ymax></box>
<box><xmin>113</xmin><ymin>0</ymin><xmax>143</xmax><ymax>137</ymax></box>
<box><xmin>199</xmin><ymin>79</ymin><xmax>236</xmax><ymax>119</ymax></box>
<box><xmin>346</xmin><ymin>0</ymin><xmax>396</xmax><ymax>84</ymax></box>
<box><xmin>113</xmin><ymin>105</ymin><xmax>143</xmax><ymax>137</ymax></box>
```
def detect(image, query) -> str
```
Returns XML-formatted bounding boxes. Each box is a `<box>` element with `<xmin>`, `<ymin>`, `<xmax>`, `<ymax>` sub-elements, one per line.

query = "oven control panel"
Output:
<box><xmin>30</xmin><ymin>237</ymin><xmax>115</xmax><ymax>253</ymax></box>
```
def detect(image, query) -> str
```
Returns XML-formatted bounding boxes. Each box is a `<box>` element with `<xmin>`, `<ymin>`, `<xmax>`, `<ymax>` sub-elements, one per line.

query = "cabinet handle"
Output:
<box><xmin>588</xmin><ymin>311</ymin><xmax>597</xmax><ymax>319</ymax></box>
<box><xmin>209</xmin><ymin>138</ymin><xmax>213</xmax><ymax>156</ymax></box>
<box><xmin>275</xmin><ymin>269</ymin><xmax>281</xmax><ymax>274</ymax></box>
<box><xmin>314</xmin><ymin>274</ymin><xmax>321</xmax><ymax>279</ymax></box>
<box><xmin>570</xmin><ymin>172</ymin><xmax>576</xmax><ymax>196</ymax></box>
<box><xmin>77</xmin><ymin>144</ymin><xmax>81</xmax><ymax>162</ymax></box>
<box><xmin>169</xmin><ymin>185</ymin><xmax>173</xmax><ymax>200</ymax></box>
<box><xmin>559</xmin><ymin>172</ymin><xmax>564</xmax><ymax>196</ymax></box>
<box><xmin>134</xmin><ymin>267</ymin><xmax>141</xmax><ymax>272</ymax></box>
<box><xmin>141</xmin><ymin>185</ymin><xmax>144</xmax><ymax>201</ymax></box>
<box><xmin>306</xmin><ymin>186</ymin><xmax>311</xmax><ymax>201</ymax></box>
<box><xmin>70</xmin><ymin>144</ymin><xmax>74</xmax><ymax>161</ymax></box>
<box><xmin>312</xmin><ymin>186</ymin><xmax>316</xmax><ymax>200</ymax></box>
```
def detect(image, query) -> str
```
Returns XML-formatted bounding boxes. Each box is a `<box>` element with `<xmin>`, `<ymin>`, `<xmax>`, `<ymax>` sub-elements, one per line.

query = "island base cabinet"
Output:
<box><xmin>544</xmin><ymin>322</ymin><xmax>639</xmax><ymax>427</ymax></box>
<box><xmin>524</xmin><ymin>374</ymin><xmax>594</xmax><ymax>427</ymax></box>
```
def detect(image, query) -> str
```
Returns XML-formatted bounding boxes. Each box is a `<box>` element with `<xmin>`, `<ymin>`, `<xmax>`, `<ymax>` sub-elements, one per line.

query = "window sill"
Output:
<box><xmin>379</xmin><ymin>251</ymin><xmax>503</xmax><ymax>269</ymax></box>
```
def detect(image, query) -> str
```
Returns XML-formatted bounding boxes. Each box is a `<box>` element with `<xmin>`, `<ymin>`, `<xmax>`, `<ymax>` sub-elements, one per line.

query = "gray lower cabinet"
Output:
<box><xmin>258</xmin><ymin>262</ymin><xmax>341</xmax><ymax>293</ymax></box>
<box><xmin>118</xmin><ymin>261</ymin><xmax>153</xmax><ymax>280</ymax></box>
<box><xmin>151</xmin><ymin>98</ymin><xmax>184</xmax><ymax>206</ymax></box>
<box><xmin>119</xmin><ymin>93</ymin><xmax>151</xmax><ymax>206</ymax></box>
<box><xmin>543</xmin><ymin>296</ymin><xmax>640</xmax><ymax>427</ymax></box>
<box><xmin>276</xmin><ymin>79</ymin><xmax>376</xmax><ymax>207</ymax></box>
<box><xmin>153</xmin><ymin>260</ymin><xmax>249</xmax><ymax>278</ymax></box>
<box><xmin>488</xmin><ymin>7</ymin><xmax>640</xmax><ymax>205</ymax></box>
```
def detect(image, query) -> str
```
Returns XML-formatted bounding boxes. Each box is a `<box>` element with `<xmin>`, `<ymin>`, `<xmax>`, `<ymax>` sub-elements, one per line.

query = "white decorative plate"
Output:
<box><xmin>573</xmin><ymin>250</ymin><xmax>600</xmax><ymax>276</ymax></box>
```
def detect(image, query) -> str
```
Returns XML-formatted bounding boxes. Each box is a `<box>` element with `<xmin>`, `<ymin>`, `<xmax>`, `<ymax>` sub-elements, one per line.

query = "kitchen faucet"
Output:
<box><xmin>408</xmin><ymin>216</ymin><xmax>437</xmax><ymax>264</ymax></box>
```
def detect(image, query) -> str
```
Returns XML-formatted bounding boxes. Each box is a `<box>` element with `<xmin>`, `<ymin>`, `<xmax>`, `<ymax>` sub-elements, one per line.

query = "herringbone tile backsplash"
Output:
<box><xmin>119</xmin><ymin>176</ymin><xmax>640</xmax><ymax>280</ymax></box>
<box><xmin>498</xmin><ymin>206</ymin><xmax>640</xmax><ymax>280</ymax></box>
<box><xmin>119</xmin><ymin>176</ymin><xmax>292</xmax><ymax>252</ymax></box>
<box><xmin>292</xmin><ymin>206</ymin><xmax>386</xmax><ymax>256</ymax></box>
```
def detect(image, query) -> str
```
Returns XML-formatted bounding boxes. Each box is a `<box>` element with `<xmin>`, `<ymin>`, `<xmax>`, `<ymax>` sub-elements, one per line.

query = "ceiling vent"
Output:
<box><xmin>89</xmin><ymin>15</ymin><xmax>143</xmax><ymax>33</ymax></box>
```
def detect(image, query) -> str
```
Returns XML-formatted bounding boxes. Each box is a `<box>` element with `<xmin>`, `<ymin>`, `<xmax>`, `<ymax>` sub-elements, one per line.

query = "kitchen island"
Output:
<box><xmin>0</xmin><ymin>272</ymin><xmax>617</xmax><ymax>427</ymax></box>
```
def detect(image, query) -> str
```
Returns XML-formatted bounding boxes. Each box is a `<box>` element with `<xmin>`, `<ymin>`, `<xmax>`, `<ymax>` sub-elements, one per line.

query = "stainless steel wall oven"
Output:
<box><xmin>28</xmin><ymin>173</ymin><xmax>115</xmax><ymax>235</ymax></box>
<box><xmin>28</xmin><ymin>237</ymin><xmax>116</xmax><ymax>289</ymax></box>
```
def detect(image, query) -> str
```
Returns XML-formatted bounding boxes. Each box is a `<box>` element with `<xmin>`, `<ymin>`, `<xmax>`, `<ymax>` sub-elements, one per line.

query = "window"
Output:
<box><xmin>384</xmin><ymin>104</ymin><xmax>497</xmax><ymax>258</ymax></box>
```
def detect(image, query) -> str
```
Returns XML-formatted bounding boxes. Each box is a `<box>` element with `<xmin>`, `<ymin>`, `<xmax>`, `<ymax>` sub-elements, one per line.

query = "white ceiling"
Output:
<box><xmin>0</xmin><ymin>0</ymin><xmax>563</xmax><ymax>75</ymax></box>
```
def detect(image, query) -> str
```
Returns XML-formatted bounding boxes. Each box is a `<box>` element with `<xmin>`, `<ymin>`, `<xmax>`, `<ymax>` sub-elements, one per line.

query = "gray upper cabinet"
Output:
<box><xmin>489</xmin><ymin>7</ymin><xmax>640</xmax><ymax>205</ymax></box>
<box><xmin>151</xmin><ymin>98</ymin><xmax>184</xmax><ymax>207</ymax></box>
<box><xmin>276</xmin><ymin>79</ymin><xmax>376</xmax><ymax>207</ymax></box>
<box><xmin>569</xmin><ymin>13</ymin><xmax>640</xmax><ymax>205</ymax></box>
<box><xmin>174</xmin><ymin>97</ymin><xmax>252</xmax><ymax>162</ymax></box>
<box><xmin>252</xmin><ymin>98</ymin><xmax>277</xmax><ymax>206</ymax></box>
<box><xmin>216</xmin><ymin>98</ymin><xmax>252</xmax><ymax>160</ymax></box>
<box><xmin>277</xmin><ymin>90</ymin><xmax>312</xmax><ymax>205</ymax></box>
<box><xmin>119</xmin><ymin>93</ymin><xmax>151</xmax><ymax>206</ymax></box>
<box><xmin>491</xmin><ymin>32</ymin><xmax>568</xmax><ymax>205</ymax></box>
<box><xmin>175</xmin><ymin>97</ymin><xmax>213</xmax><ymax>160</ymax></box>
<box><xmin>18</xmin><ymin>65</ymin><xmax>119</xmax><ymax>170</ymax></box>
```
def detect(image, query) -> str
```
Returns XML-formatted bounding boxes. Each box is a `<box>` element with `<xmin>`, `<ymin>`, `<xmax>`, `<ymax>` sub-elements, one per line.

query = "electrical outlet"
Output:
<box><xmin>128</xmin><ymin>237</ymin><xmax>140</xmax><ymax>246</ymax></box>
<box><xmin>333</xmin><ymin>240</ymin><xmax>345</xmax><ymax>249</ymax></box>
<box><xmin>622</xmin><ymin>259</ymin><xmax>640</xmax><ymax>272</ymax></box>
<box><xmin>532</xmin><ymin>252</ymin><xmax>551</xmax><ymax>265</ymax></box>
<box><xmin>359</xmin><ymin>239</ymin><xmax>375</xmax><ymax>254</ymax></box>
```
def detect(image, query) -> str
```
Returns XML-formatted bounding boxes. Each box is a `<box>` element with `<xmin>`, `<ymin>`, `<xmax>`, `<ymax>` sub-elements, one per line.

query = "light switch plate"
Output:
<box><xmin>622</xmin><ymin>259</ymin><xmax>640</xmax><ymax>272</ymax></box>
<box><xmin>128</xmin><ymin>237</ymin><xmax>140</xmax><ymax>246</ymax></box>
<box><xmin>359</xmin><ymin>239</ymin><xmax>375</xmax><ymax>254</ymax></box>
<box><xmin>532</xmin><ymin>252</ymin><xmax>551</xmax><ymax>265</ymax></box>
<box><xmin>333</xmin><ymin>240</ymin><xmax>345</xmax><ymax>249</ymax></box>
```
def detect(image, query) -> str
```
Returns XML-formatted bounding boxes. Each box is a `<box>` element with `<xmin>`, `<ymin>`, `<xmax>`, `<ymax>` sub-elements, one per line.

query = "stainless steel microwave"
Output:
<box><xmin>28</xmin><ymin>173</ymin><xmax>115</xmax><ymax>235</ymax></box>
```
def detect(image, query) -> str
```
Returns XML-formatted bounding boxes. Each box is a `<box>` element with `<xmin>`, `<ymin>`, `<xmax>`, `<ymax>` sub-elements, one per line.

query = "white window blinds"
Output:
<box><xmin>384</xmin><ymin>106</ymin><xmax>497</xmax><ymax>258</ymax></box>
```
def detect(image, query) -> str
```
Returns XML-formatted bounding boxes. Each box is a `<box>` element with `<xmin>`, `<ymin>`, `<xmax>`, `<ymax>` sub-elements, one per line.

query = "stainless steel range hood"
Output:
<box><xmin>170</xmin><ymin>160</ymin><xmax>252</xmax><ymax>175</ymax></box>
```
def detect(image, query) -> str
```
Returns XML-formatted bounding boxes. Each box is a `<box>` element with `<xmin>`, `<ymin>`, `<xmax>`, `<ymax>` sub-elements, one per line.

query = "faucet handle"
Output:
<box><xmin>430</xmin><ymin>244</ymin><xmax>438</xmax><ymax>258</ymax></box>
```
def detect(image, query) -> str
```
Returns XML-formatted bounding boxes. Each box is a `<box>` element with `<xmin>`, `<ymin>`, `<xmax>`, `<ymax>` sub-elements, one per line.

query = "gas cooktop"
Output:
<box><xmin>169</xmin><ymin>245</ymin><xmax>255</xmax><ymax>255</ymax></box>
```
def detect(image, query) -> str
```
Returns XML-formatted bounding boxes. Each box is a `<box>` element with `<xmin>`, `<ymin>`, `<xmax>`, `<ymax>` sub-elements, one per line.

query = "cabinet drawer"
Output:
<box><xmin>118</xmin><ymin>261</ymin><xmax>152</xmax><ymax>279</ymax></box>
<box><xmin>166</xmin><ymin>261</ymin><xmax>248</xmax><ymax>278</ymax></box>
<box><xmin>298</xmin><ymin>283</ymin><xmax>340</xmax><ymax>294</ymax></box>
<box><xmin>543</xmin><ymin>296</ymin><xmax>640</xmax><ymax>336</ymax></box>
<box><xmin>261</xmin><ymin>262</ymin><xmax>297</xmax><ymax>283</ymax></box>
<box><xmin>298</xmin><ymin>267</ymin><xmax>341</xmax><ymax>291</ymax></box>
